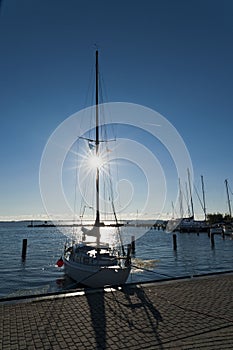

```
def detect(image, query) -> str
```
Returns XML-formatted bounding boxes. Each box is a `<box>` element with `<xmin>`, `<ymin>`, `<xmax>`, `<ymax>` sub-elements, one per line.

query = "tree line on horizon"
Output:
<box><xmin>207</xmin><ymin>213</ymin><xmax>232</xmax><ymax>225</ymax></box>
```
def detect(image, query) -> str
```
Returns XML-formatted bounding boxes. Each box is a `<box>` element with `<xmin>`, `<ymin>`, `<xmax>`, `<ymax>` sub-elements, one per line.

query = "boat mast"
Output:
<box><xmin>171</xmin><ymin>201</ymin><xmax>175</xmax><ymax>219</ymax></box>
<box><xmin>95</xmin><ymin>50</ymin><xmax>100</xmax><ymax>244</ymax></box>
<box><xmin>187</xmin><ymin>168</ymin><xmax>194</xmax><ymax>219</ymax></box>
<box><xmin>178</xmin><ymin>178</ymin><xmax>184</xmax><ymax>218</ymax></box>
<box><xmin>185</xmin><ymin>182</ymin><xmax>191</xmax><ymax>217</ymax></box>
<box><xmin>201</xmin><ymin>175</ymin><xmax>207</xmax><ymax>221</ymax></box>
<box><xmin>225</xmin><ymin>179</ymin><xmax>232</xmax><ymax>218</ymax></box>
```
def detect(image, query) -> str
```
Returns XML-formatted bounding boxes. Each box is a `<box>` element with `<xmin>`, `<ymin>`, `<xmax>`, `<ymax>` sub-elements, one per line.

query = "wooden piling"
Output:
<box><xmin>131</xmin><ymin>235</ymin><xmax>135</xmax><ymax>254</ymax></box>
<box><xmin>126</xmin><ymin>244</ymin><xmax>131</xmax><ymax>266</ymax></box>
<box><xmin>173</xmin><ymin>234</ymin><xmax>177</xmax><ymax>250</ymax></box>
<box><xmin>210</xmin><ymin>233</ymin><xmax>215</xmax><ymax>247</ymax></box>
<box><xmin>22</xmin><ymin>239</ymin><xmax>27</xmax><ymax>260</ymax></box>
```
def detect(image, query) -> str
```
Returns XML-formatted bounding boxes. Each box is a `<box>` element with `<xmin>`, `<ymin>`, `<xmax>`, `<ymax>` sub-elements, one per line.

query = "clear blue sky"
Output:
<box><xmin>0</xmin><ymin>0</ymin><xmax>233</xmax><ymax>220</ymax></box>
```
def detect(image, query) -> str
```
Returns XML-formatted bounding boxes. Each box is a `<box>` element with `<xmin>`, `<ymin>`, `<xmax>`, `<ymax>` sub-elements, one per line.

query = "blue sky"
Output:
<box><xmin>0</xmin><ymin>0</ymin><xmax>233</xmax><ymax>220</ymax></box>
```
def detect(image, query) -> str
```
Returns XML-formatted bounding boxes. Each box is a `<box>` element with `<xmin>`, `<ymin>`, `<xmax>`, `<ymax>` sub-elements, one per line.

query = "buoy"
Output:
<box><xmin>56</xmin><ymin>257</ymin><xmax>64</xmax><ymax>267</ymax></box>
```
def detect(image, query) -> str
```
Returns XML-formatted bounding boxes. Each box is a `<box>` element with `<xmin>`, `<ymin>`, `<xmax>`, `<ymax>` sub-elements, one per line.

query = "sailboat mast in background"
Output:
<box><xmin>225</xmin><ymin>179</ymin><xmax>232</xmax><ymax>218</ymax></box>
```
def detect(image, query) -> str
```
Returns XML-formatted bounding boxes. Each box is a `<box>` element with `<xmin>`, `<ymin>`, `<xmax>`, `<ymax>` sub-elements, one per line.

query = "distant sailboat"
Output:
<box><xmin>222</xmin><ymin>179</ymin><xmax>233</xmax><ymax>236</ymax></box>
<box><xmin>167</xmin><ymin>173</ymin><xmax>208</xmax><ymax>233</ymax></box>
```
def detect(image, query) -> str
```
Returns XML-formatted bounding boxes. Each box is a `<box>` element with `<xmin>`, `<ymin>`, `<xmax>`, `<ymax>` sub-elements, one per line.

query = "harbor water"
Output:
<box><xmin>0</xmin><ymin>221</ymin><xmax>232</xmax><ymax>299</ymax></box>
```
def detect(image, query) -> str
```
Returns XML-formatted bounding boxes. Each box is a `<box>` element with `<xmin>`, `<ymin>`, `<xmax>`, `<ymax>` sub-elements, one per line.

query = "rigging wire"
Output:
<box><xmin>228</xmin><ymin>182</ymin><xmax>233</xmax><ymax>196</ymax></box>
<box><xmin>194</xmin><ymin>184</ymin><xmax>205</xmax><ymax>213</ymax></box>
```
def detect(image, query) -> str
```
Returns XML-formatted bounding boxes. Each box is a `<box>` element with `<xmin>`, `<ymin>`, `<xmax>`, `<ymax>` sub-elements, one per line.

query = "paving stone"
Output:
<box><xmin>0</xmin><ymin>273</ymin><xmax>233</xmax><ymax>349</ymax></box>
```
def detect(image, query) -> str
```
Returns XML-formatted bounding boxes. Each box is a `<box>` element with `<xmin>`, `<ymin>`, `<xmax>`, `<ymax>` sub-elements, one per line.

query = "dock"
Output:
<box><xmin>1</xmin><ymin>273</ymin><xmax>233</xmax><ymax>349</ymax></box>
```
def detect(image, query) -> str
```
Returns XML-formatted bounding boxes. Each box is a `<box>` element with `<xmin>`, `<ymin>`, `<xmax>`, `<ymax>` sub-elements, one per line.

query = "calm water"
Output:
<box><xmin>0</xmin><ymin>221</ymin><xmax>232</xmax><ymax>298</ymax></box>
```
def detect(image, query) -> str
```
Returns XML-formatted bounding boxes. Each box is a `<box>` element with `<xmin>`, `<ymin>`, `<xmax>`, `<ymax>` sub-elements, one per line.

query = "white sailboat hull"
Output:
<box><xmin>64</xmin><ymin>258</ymin><xmax>131</xmax><ymax>288</ymax></box>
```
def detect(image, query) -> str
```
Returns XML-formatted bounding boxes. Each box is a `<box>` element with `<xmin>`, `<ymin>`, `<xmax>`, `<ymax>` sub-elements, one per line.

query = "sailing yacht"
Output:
<box><xmin>62</xmin><ymin>51</ymin><xmax>131</xmax><ymax>288</ymax></box>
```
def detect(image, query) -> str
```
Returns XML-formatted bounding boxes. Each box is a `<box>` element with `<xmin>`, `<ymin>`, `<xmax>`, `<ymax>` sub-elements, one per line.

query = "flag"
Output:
<box><xmin>88</xmin><ymin>141</ymin><xmax>95</xmax><ymax>150</ymax></box>
<box><xmin>56</xmin><ymin>257</ymin><xmax>64</xmax><ymax>267</ymax></box>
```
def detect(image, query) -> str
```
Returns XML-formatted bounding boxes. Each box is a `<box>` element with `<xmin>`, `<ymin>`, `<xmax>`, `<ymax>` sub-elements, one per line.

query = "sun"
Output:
<box><xmin>76</xmin><ymin>144</ymin><xmax>111</xmax><ymax>180</ymax></box>
<box><xmin>87</xmin><ymin>153</ymin><xmax>104</xmax><ymax>170</ymax></box>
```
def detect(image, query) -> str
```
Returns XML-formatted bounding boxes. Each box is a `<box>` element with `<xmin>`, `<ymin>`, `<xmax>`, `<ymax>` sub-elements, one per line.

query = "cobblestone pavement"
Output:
<box><xmin>0</xmin><ymin>273</ymin><xmax>233</xmax><ymax>349</ymax></box>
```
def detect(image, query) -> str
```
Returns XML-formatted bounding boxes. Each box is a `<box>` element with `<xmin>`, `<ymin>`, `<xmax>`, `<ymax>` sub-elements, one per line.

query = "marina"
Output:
<box><xmin>0</xmin><ymin>2</ymin><xmax>233</xmax><ymax>349</ymax></box>
<box><xmin>0</xmin><ymin>221</ymin><xmax>232</xmax><ymax>299</ymax></box>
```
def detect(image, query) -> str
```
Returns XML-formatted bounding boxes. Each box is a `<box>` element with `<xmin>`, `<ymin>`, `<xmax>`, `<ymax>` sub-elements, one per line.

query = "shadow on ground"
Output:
<box><xmin>85</xmin><ymin>284</ymin><xmax>163</xmax><ymax>350</ymax></box>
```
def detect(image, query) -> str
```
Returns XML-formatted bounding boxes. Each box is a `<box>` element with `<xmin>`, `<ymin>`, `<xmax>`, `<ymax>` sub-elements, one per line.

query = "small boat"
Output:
<box><xmin>222</xmin><ymin>224</ymin><xmax>233</xmax><ymax>236</ymax></box>
<box><xmin>61</xmin><ymin>51</ymin><xmax>131</xmax><ymax>288</ymax></box>
<box><xmin>209</xmin><ymin>224</ymin><xmax>223</xmax><ymax>235</ymax></box>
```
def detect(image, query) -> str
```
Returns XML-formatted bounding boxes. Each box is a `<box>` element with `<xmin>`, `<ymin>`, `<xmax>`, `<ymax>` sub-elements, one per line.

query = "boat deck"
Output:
<box><xmin>1</xmin><ymin>272</ymin><xmax>233</xmax><ymax>349</ymax></box>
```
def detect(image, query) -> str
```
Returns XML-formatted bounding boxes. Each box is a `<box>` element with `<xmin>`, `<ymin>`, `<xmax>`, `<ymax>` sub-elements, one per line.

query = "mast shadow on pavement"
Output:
<box><xmin>85</xmin><ymin>287</ymin><xmax>106</xmax><ymax>350</ymax></box>
<box><xmin>84</xmin><ymin>284</ymin><xmax>164</xmax><ymax>350</ymax></box>
<box><xmin>95</xmin><ymin>284</ymin><xmax>164</xmax><ymax>349</ymax></box>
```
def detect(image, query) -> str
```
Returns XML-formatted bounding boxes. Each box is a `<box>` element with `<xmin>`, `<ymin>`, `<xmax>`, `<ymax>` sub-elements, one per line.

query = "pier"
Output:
<box><xmin>1</xmin><ymin>272</ymin><xmax>233</xmax><ymax>349</ymax></box>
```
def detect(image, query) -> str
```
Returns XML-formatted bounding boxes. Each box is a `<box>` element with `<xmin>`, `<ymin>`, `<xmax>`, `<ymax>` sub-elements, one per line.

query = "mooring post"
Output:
<box><xmin>173</xmin><ymin>234</ymin><xmax>177</xmax><ymax>250</ymax></box>
<box><xmin>22</xmin><ymin>239</ymin><xmax>27</xmax><ymax>260</ymax></box>
<box><xmin>210</xmin><ymin>232</ymin><xmax>215</xmax><ymax>247</ymax></box>
<box><xmin>221</xmin><ymin>227</ymin><xmax>225</xmax><ymax>240</ymax></box>
<box><xmin>131</xmin><ymin>235</ymin><xmax>135</xmax><ymax>255</ymax></box>
<box><xmin>126</xmin><ymin>243</ymin><xmax>131</xmax><ymax>266</ymax></box>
